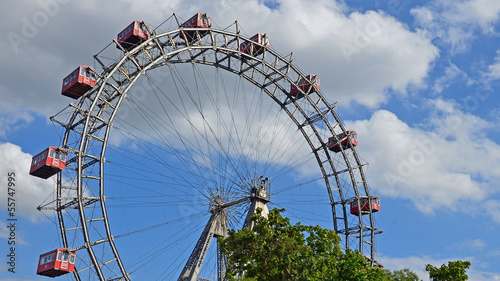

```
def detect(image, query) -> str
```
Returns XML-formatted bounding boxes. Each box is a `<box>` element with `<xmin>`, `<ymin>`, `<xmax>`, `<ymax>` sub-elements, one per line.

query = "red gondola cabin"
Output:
<box><xmin>117</xmin><ymin>21</ymin><xmax>149</xmax><ymax>51</ymax></box>
<box><xmin>240</xmin><ymin>33</ymin><xmax>270</xmax><ymax>56</ymax></box>
<box><xmin>328</xmin><ymin>131</ymin><xmax>358</xmax><ymax>153</ymax></box>
<box><xmin>29</xmin><ymin>147</ymin><xmax>67</xmax><ymax>179</ymax></box>
<box><xmin>37</xmin><ymin>249</ymin><xmax>76</xmax><ymax>277</ymax></box>
<box><xmin>350</xmin><ymin>196</ymin><xmax>381</xmax><ymax>215</ymax></box>
<box><xmin>180</xmin><ymin>13</ymin><xmax>211</xmax><ymax>44</ymax></box>
<box><xmin>61</xmin><ymin>66</ymin><xmax>96</xmax><ymax>99</ymax></box>
<box><xmin>289</xmin><ymin>74</ymin><xmax>320</xmax><ymax>98</ymax></box>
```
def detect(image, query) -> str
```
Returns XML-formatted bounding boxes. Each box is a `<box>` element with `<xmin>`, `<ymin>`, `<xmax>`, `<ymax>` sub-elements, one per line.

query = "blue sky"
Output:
<box><xmin>2</xmin><ymin>0</ymin><xmax>500</xmax><ymax>280</ymax></box>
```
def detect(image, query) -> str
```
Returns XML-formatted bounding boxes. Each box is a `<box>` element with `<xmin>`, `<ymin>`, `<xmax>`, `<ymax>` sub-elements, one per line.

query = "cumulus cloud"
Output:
<box><xmin>348</xmin><ymin>99</ymin><xmax>500</xmax><ymax>214</ymax></box>
<box><xmin>0</xmin><ymin>0</ymin><xmax>438</xmax><ymax>130</ymax></box>
<box><xmin>0</xmin><ymin>143</ymin><xmax>56</xmax><ymax>222</ymax></box>
<box><xmin>411</xmin><ymin>0</ymin><xmax>500</xmax><ymax>53</ymax></box>
<box><xmin>239</xmin><ymin>0</ymin><xmax>439</xmax><ymax>108</ymax></box>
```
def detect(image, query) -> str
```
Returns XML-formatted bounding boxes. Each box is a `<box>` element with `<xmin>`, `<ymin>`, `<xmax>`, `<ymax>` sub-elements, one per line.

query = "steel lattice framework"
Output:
<box><xmin>43</xmin><ymin>13</ymin><xmax>382</xmax><ymax>281</ymax></box>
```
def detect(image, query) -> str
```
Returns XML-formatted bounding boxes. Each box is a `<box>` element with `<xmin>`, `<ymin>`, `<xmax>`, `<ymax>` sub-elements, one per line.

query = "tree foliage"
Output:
<box><xmin>425</xmin><ymin>260</ymin><xmax>471</xmax><ymax>281</ymax></box>
<box><xmin>219</xmin><ymin>208</ymin><xmax>385</xmax><ymax>281</ymax></box>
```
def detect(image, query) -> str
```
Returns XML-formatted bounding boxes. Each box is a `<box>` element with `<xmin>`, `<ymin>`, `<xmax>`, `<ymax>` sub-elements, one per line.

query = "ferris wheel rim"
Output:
<box><xmin>53</xmin><ymin>14</ymin><xmax>380</xmax><ymax>280</ymax></box>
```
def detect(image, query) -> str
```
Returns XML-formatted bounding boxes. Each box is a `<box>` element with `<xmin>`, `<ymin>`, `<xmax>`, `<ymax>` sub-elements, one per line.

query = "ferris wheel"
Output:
<box><xmin>33</xmin><ymin>12</ymin><xmax>382</xmax><ymax>280</ymax></box>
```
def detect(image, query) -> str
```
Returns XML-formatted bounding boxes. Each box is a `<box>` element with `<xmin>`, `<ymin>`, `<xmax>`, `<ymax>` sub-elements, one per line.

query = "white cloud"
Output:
<box><xmin>484</xmin><ymin>200</ymin><xmax>500</xmax><ymax>224</ymax></box>
<box><xmin>0</xmin><ymin>103</ymin><xmax>35</xmax><ymax>138</ymax></box>
<box><xmin>109</xmin><ymin>67</ymin><xmax>318</xmax><ymax>181</ymax></box>
<box><xmin>0</xmin><ymin>143</ymin><xmax>56</xmax><ymax>222</ymax></box>
<box><xmin>0</xmin><ymin>0</ymin><xmax>438</xmax><ymax>131</ymax></box>
<box><xmin>485</xmin><ymin>50</ymin><xmax>500</xmax><ymax>80</ymax></box>
<box><xmin>0</xmin><ymin>220</ymin><xmax>29</xmax><ymax>246</ymax></box>
<box><xmin>261</xmin><ymin>0</ymin><xmax>439</xmax><ymax>108</ymax></box>
<box><xmin>380</xmin><ymin>254</ymin><xmax>500</xmax><ymax>281</ymax></box>
<box><xmin>449</xmin><ymin>239</ymin><xmax>487</xmax><ymax>252</ymax></box>
<box><xmin>411</xmin><ymin>0</ymin><xmax>500</xmax><ymax>53</ymax></box>
<box><xmin>433</xmin><ymin>62</ymin><xmax>468</xmax><ymax>94</ymax></box>
<box><xmin>348</xmin><ymin>100</ymin><xmax>500</xmax><ymax>214</ymax></box>
<box><xmin>455</xmin><ymin>0</ymin><xmax>500</xmax><ymax>31</ymax></box>
<box><xmin>379</xmin><ymin>254</ymin><xmax>434</xmax><ymax>280</ymax></box>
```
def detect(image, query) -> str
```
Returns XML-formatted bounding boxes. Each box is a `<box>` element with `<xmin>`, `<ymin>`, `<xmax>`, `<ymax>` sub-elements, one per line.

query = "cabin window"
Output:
<box><xmin>84</xmin><ymin>70</ymin><xmax>92</xmax><ymax>79</ymax></box>
<box><xmin>62</xmin><ymin>252</ymin><xmax>69</xmax><ymax>262</ymax></box>
<box><xmin>70</xmin><ymin>254</ymin><xmax>76</xmax><ymax>264</ymax></box>
<box><xmin>57</xmin><ymin>251</ymin><xmax>63</xmax><ymax>261</ymax></box>
<box><xmin>49</xmin><ymin>149</ymin><xmax>55</xmax><ymax>158</ymax></box>
<box><xmin>34</xmin><ymin>155</ymin><xmax>42</xmax><ymax>164</ymax></box>
<box><xmin>40</xmin><ymin>257</ymin><xmax>46</xmax><ymax>265</ymax></box>
<box><xmin>59</xmin><ymin>152</ymin><xmax>66</xmax><ymax>161</ymax></box>
<box><xmin>64</xmin><ymin>75</ymin><xmax>73</xmax><ymax>86</ymax></box>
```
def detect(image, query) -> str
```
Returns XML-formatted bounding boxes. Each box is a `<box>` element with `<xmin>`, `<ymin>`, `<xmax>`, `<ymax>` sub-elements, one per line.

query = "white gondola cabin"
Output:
<box><xmin>240</xmin><ymin>33</ymin><xmax>269</xmax><ymax>56</ymax></box>
<box><xmin>37</xmin><ymin>249</ymin><xmax>76</xmax><ymax>277</ymax></box>
<box><xmin>289</xmin><ymin>74</ymin><xmax>320</xmax><ymax>98</ymax></box>
<box><xmin>179</xmin><ymin>13</ymin><xmax>211</xmax><ymax>44</ymax></box>
<box><xmin>116</xmin><ymin>21</ymin><xmax>149</xmax><ymax>51</ymax></box>
<box><xmin>350</xmin><ymin>196</ymin><xmax>381</xmax><ymax>215</ymax></box>
<box><xmin>61</xmin><ymin>66</ymin><xmax>96</xmax><ymax>99</ymax></box>
<box><xmin>29</xmin><ymin>147</ymin><xmax>67</xmax><ymax>179</ymax></box>
<box><xmin>328</xmin><ymin>131</ymin><xmax>358</xmax><ymax>153</ymax></box>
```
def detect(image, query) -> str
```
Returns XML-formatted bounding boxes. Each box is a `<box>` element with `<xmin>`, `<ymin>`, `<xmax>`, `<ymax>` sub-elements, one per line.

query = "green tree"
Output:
<box><xmin>219</xmin><ymin>208</ymin><xmax>384</xmax><ymax>281</ymax></box>
<box><xmin>425</xmin><ymin>260</ymin><xmax>471</xmax><ymax>281</ymax></box>
<box><xmin>383</xmin><ymin>268</ymin><xmax>421</xmax><ymax>281</ymax></box>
